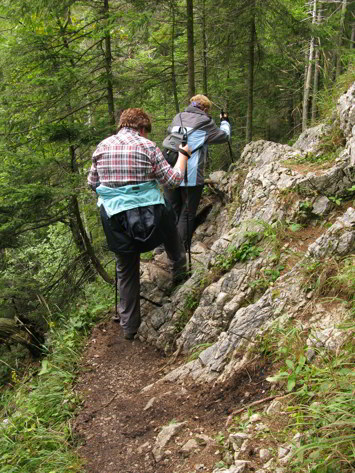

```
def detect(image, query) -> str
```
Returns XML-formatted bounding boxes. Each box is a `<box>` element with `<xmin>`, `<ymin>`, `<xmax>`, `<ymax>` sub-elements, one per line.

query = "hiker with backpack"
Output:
<box><xmin>159</xmin><ymin>94</ymin><xmax>231</xmax><ymax>256</ymax></box>
<box><xmin>88</xmin><ymin>108</ymin><xmax>191</xmax><ymax>340</ymax></box>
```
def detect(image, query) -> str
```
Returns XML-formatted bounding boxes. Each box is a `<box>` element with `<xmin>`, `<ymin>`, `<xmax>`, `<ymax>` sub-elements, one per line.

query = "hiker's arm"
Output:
<box><xmin>205</xmin><ymin>116</ymin><xmax>231</xmax><ymax>144</ymax></box>
<box><xmin>152</xmin><ymin>144</ymin><xmax>190</xmax><ymax>188</ymax></box>
<box><xmin>87</xmin><ymin>148</ymin><xmax>101</xmax><ymax>190</ymax></box>
<box><xmin>174</xmin><ymin>144</ymin><xmax>190</xmax><ymax>174</ymax></box>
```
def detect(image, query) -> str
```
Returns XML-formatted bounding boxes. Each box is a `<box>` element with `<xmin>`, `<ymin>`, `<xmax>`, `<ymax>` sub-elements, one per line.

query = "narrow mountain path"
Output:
<box><xmin>73</xmin><ymin>317</ymin><xmax>271</xmax><ymax>473</ymax></box>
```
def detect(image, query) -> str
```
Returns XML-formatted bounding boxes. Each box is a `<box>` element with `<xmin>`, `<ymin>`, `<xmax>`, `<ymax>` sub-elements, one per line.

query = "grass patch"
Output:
<box><xmin>292</xmin><ymin>151</ymin><xmax>338</xmax><ymax>167</ymax></box>
<box><xmin>300</xmin><ymin>255</ymin><xmax>355</xmax><ymax>304</ymax></box>
<box><xmin>187</xmin><ymin>342</ymin><xmax>214</xmax><ymax>362</ymax></box>
<box><xmin>316</xmin><ymin>65</ymin><xmax>355</xmax><ymax>121</ymax></box>
<box><xmin>290</xmin><ymin>340</ymin><xmax>355</xmax><ymax>473</ymax></box>
<box><xmin>257</xmin><ymin>314</ymin><xmax>354</xmax><ymax>473</ymax></box>
<box><xmin>0</xmin><ymin>278</ymin><xmax>113</xmax><ymax>473</ymax></box>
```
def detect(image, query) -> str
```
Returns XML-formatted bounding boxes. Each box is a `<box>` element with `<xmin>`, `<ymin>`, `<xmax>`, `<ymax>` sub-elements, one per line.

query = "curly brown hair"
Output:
<box><xmin>118</xmin><ymin>108</ymin><xmax>152</xmax><ymax>132</ymax></box>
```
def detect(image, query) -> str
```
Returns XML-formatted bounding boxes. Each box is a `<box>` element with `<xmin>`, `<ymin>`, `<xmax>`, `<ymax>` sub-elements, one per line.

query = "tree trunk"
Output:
<box><xmin>311</xmin><ymin>44</ymin><xmax>320</xmax><ymax>123</ymax></box>
<box><xmin>186</xmin><ymin>0</ymin><xmax>195</xmax><ymax>98</ymax></box>
<box><xmin>335</xmin><ymin>0</ymin><xmax>347</xmax><ymax>79</ymax></box>
<box><xmin>302</xmin><ymin>0</ymin><xmax>317</xmax><ymax>132</ymax></box>
<box><xmin>245</xmin><ymin>1</ymin><xmax>255</xmax><ymax>143</ymax></box>
<box><xmin>59</xmin><ymin>11</ymin><xmax>113</xmax><ymax>286</ymax></box>
<box><xmin>322</xmin><ymin>48</ymin><xmax>333</xmax><ymax>90</ymax></box>
<box><xmin>202</xmin><ymin>0</ymin><xmax>208</xmax><ymax>95</ymax></box>
<box><xmin>69</xmin><ymin>145</ymin><xmax>113</xmax><ymax>285</ymax></box>
<box><xmin>103</xmin><ymin>0</ymin><xmax>115</xmax><ymax>127</ymax></box>
<box><xmin>70</xmin><ymin>194</ymin><xmax>114</xmax><ymax>285</ymax></box>
<box><xmin>171</xmin><ymin>2</ymin><xmax>180</xmax><ymax>113</ymax></box>
<box><xmin>311</xmin><ymin>6</ymin><xmax>322</xmax><ymax>123</ymax></box>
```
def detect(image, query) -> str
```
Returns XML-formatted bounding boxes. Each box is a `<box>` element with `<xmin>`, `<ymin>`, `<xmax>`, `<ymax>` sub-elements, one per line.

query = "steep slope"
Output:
<box><xmin>75</xmin><ymin>84</ymin><xmax>354</xmax><ymax>473</ymax></box>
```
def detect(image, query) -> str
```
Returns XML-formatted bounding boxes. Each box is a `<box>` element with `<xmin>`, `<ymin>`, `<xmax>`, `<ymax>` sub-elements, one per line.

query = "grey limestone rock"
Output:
<box><xmin>292</xmin><ymin>123</ymin><xmax>330</xmax><ymax>154</ymax></box>
<box><xmin>312</xmin><ymin>196</ymin><xmax>332</xmax><ymax>216</ymax></box>
<box><xmin>156</xmin><ymin>208</ymin><xmax>354</xmax><ymax>385</ymax></box>
<box><xmin>337</xmin><ymin>82</ymin><xmax>355</xmax><ymax>139</ymax></box>
<box><xmin>137</xmin><ymin>85</ymin><xmax>355</xmax><ymax>392</ymax></box>
<box><xmin>152</xmin><ymin>421</ymin><xmax>187</xmax><ymax>462</ymax></box>
<box><xmin>259</xmin><ymin>448</ymin><xmax>272</xmax><ymax>461</ymax></box>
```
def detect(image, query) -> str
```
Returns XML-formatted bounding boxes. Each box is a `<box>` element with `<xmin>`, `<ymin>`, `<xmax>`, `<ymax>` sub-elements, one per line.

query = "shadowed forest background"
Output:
<box><xmin>0</xmin><ymin>1</ymin><xmax>354</xmax><ymax>472</ymax></box>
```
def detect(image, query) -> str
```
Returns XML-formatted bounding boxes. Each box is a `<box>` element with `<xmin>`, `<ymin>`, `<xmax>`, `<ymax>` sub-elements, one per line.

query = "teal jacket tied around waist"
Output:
<box><xmin>96</xmin><ymin>182</ymin><xmax>165</xmax><ymax>217</ymax></box>
<box><xmin>96</xmin><ymin>181</ymin><xmax>170</xmax><ymax>253</ymax></box>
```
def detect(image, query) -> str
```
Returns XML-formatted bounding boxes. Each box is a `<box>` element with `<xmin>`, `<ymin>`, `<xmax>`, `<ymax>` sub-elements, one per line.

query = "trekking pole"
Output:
<box><xmin>185</xmin><ymin>173</ymin><xmax>192</xmax><ymax>276</ymax></box>
<box><xmin>210</xmin><ymin>100</ymin><xmax>234</xmax><ymax>161</ymax></box>
<box><xmin>221</xmin><ymin>108</ymin><xmax>234</xmax><ymax>161</ymax></box>
<box><xmin>114</xmin><ymin>259</ymin><xmax>120</xmax><ymax>322</ymax></box>
<box><xmin>182</xmin><ymin>133</ymin><xmax>192</xmax><ymax>275</ymax></box>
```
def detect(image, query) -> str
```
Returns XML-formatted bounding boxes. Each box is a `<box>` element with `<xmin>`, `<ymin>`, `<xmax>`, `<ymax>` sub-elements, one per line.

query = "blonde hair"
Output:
<box><xmin>118</xmin><ymin>108</ymin><xmax>152</xmax><ymax>132</ymax></box>
<box><xmin>190</xmin><ymin>94</ymin><xmax>212</xmax><ymax>112</ymax></box>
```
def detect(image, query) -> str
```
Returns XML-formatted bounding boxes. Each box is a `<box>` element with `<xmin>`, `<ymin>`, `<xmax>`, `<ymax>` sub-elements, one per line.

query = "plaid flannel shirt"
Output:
<box><xmin>88</xmin><ymin>127</ymin><xmax>183</xmax><ymax>189</ymax></box>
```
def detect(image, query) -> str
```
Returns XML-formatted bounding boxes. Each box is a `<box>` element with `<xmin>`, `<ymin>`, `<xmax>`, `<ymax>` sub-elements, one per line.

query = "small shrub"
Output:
<box><xmin>215</xmin><ymin>232</ymin><xmax>262</xmax><ymax>273</ymax></box>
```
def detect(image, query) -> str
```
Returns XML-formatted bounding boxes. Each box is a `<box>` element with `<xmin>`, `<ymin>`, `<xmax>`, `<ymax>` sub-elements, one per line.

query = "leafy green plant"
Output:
<box><xmin>214</xmin><ymin>460</ymin><xmax>228</xmax><ymax>469</ymax></box>
<box><xmin>267</xmin><ymin>352</ymin><xmax>308</xmax><ymax>392</ymax></box>
<box><xmin>289</xmin><ymin>222</ymin><xmax>303</xmax><ymax>232</ymax></box>
<box><xmin>249</xmin><ymin>265</ymin><xmax>285</xmax><ymax>293</ymax></box>
<box><xmin>215</xmin><ymin>232</ymin><xmax>262</xmax><ymax>273</ymax></box>
<box><xmin>215</xmin><ymin>432</ymin><xmax>226</xmax><ymax>446</ymax></box>
<box><xmin>298</xmin><ymin>200</ymin><xmax>314</xmax><ymax>220</ymax></box>
<box><xmin>328</xmin><ymin>195</ymin><xmax>342</xmax><ymax>206</ymax></box>
<box><xmin>140</xmin><ymin>251</ymin><xmax>154</xmax><ymax>261</ymax></box>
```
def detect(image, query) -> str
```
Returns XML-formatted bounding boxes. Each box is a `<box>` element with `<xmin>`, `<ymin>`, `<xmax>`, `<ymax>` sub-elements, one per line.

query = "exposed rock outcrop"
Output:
<box><xmin>139</xmin><ymin>84</ymin><xmax>354</xmax><ymax>377</ymax></box>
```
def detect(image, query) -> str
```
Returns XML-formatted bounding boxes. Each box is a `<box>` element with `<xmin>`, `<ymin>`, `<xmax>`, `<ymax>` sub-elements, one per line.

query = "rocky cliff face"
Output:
<box><xmin>140</xmin><ymin>82</ymin><xmax>354</xmax><ymax>361</ymax></box>
<box><xmin>137</xmin><ymin>83</ymin><xmax>354</xmax><ymax>473</ymax></box>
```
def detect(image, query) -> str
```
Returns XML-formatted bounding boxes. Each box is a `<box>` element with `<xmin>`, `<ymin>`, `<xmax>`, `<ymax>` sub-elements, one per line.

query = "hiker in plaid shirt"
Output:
<box><xmin>88</xmin><ymin>108</ymin><xmax>191</xmax><ymax>340</ymax></box>
<box><xmin>88</xmin><ymin>127</ymin><xmax>184</xmax><ymax>189</ymax></box>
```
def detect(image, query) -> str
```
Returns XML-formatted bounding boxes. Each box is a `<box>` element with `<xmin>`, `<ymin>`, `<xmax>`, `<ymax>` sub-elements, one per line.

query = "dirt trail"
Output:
<box><xmin>73</xmin><ymin>317</ymin><xmax>271</xmax><ymax>473</ymax></box>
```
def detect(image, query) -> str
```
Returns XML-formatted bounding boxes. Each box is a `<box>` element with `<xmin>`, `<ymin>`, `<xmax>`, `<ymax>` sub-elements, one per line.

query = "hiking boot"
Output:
<box><xmin>124</xmin><ymin>332</ymin><xmax>137</xmax><ymax>340</ymax></box>
<box><xmin>172</xmin><ymin>271</ymin><xmax>189</xmax><ymax>287</ymax></box>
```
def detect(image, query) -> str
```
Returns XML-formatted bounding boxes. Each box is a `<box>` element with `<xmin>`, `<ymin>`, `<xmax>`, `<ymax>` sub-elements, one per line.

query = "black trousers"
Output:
<box><xmin>163</xmin><ymin>185</ymin><xmax>203</xmax><ymax>250</ymax></box>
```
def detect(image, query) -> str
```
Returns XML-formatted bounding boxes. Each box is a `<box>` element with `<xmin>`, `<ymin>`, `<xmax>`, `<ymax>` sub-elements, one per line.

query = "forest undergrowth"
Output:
<box><xmin>0</xmin><ymin>279</ymin><xmax>114</xmax><ymax>473</ymax></box>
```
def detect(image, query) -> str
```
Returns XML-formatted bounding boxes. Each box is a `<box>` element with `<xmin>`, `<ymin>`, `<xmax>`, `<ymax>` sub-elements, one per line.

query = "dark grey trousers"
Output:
<box><xmin>163</xmin><ymin>185</ymin><xmax>204</xmax><ymax>250</ymax></box>
<box><xmin>116</xmin><ymin>223</ymin><xmax>186</xmax><ymax>336</ymax></box>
